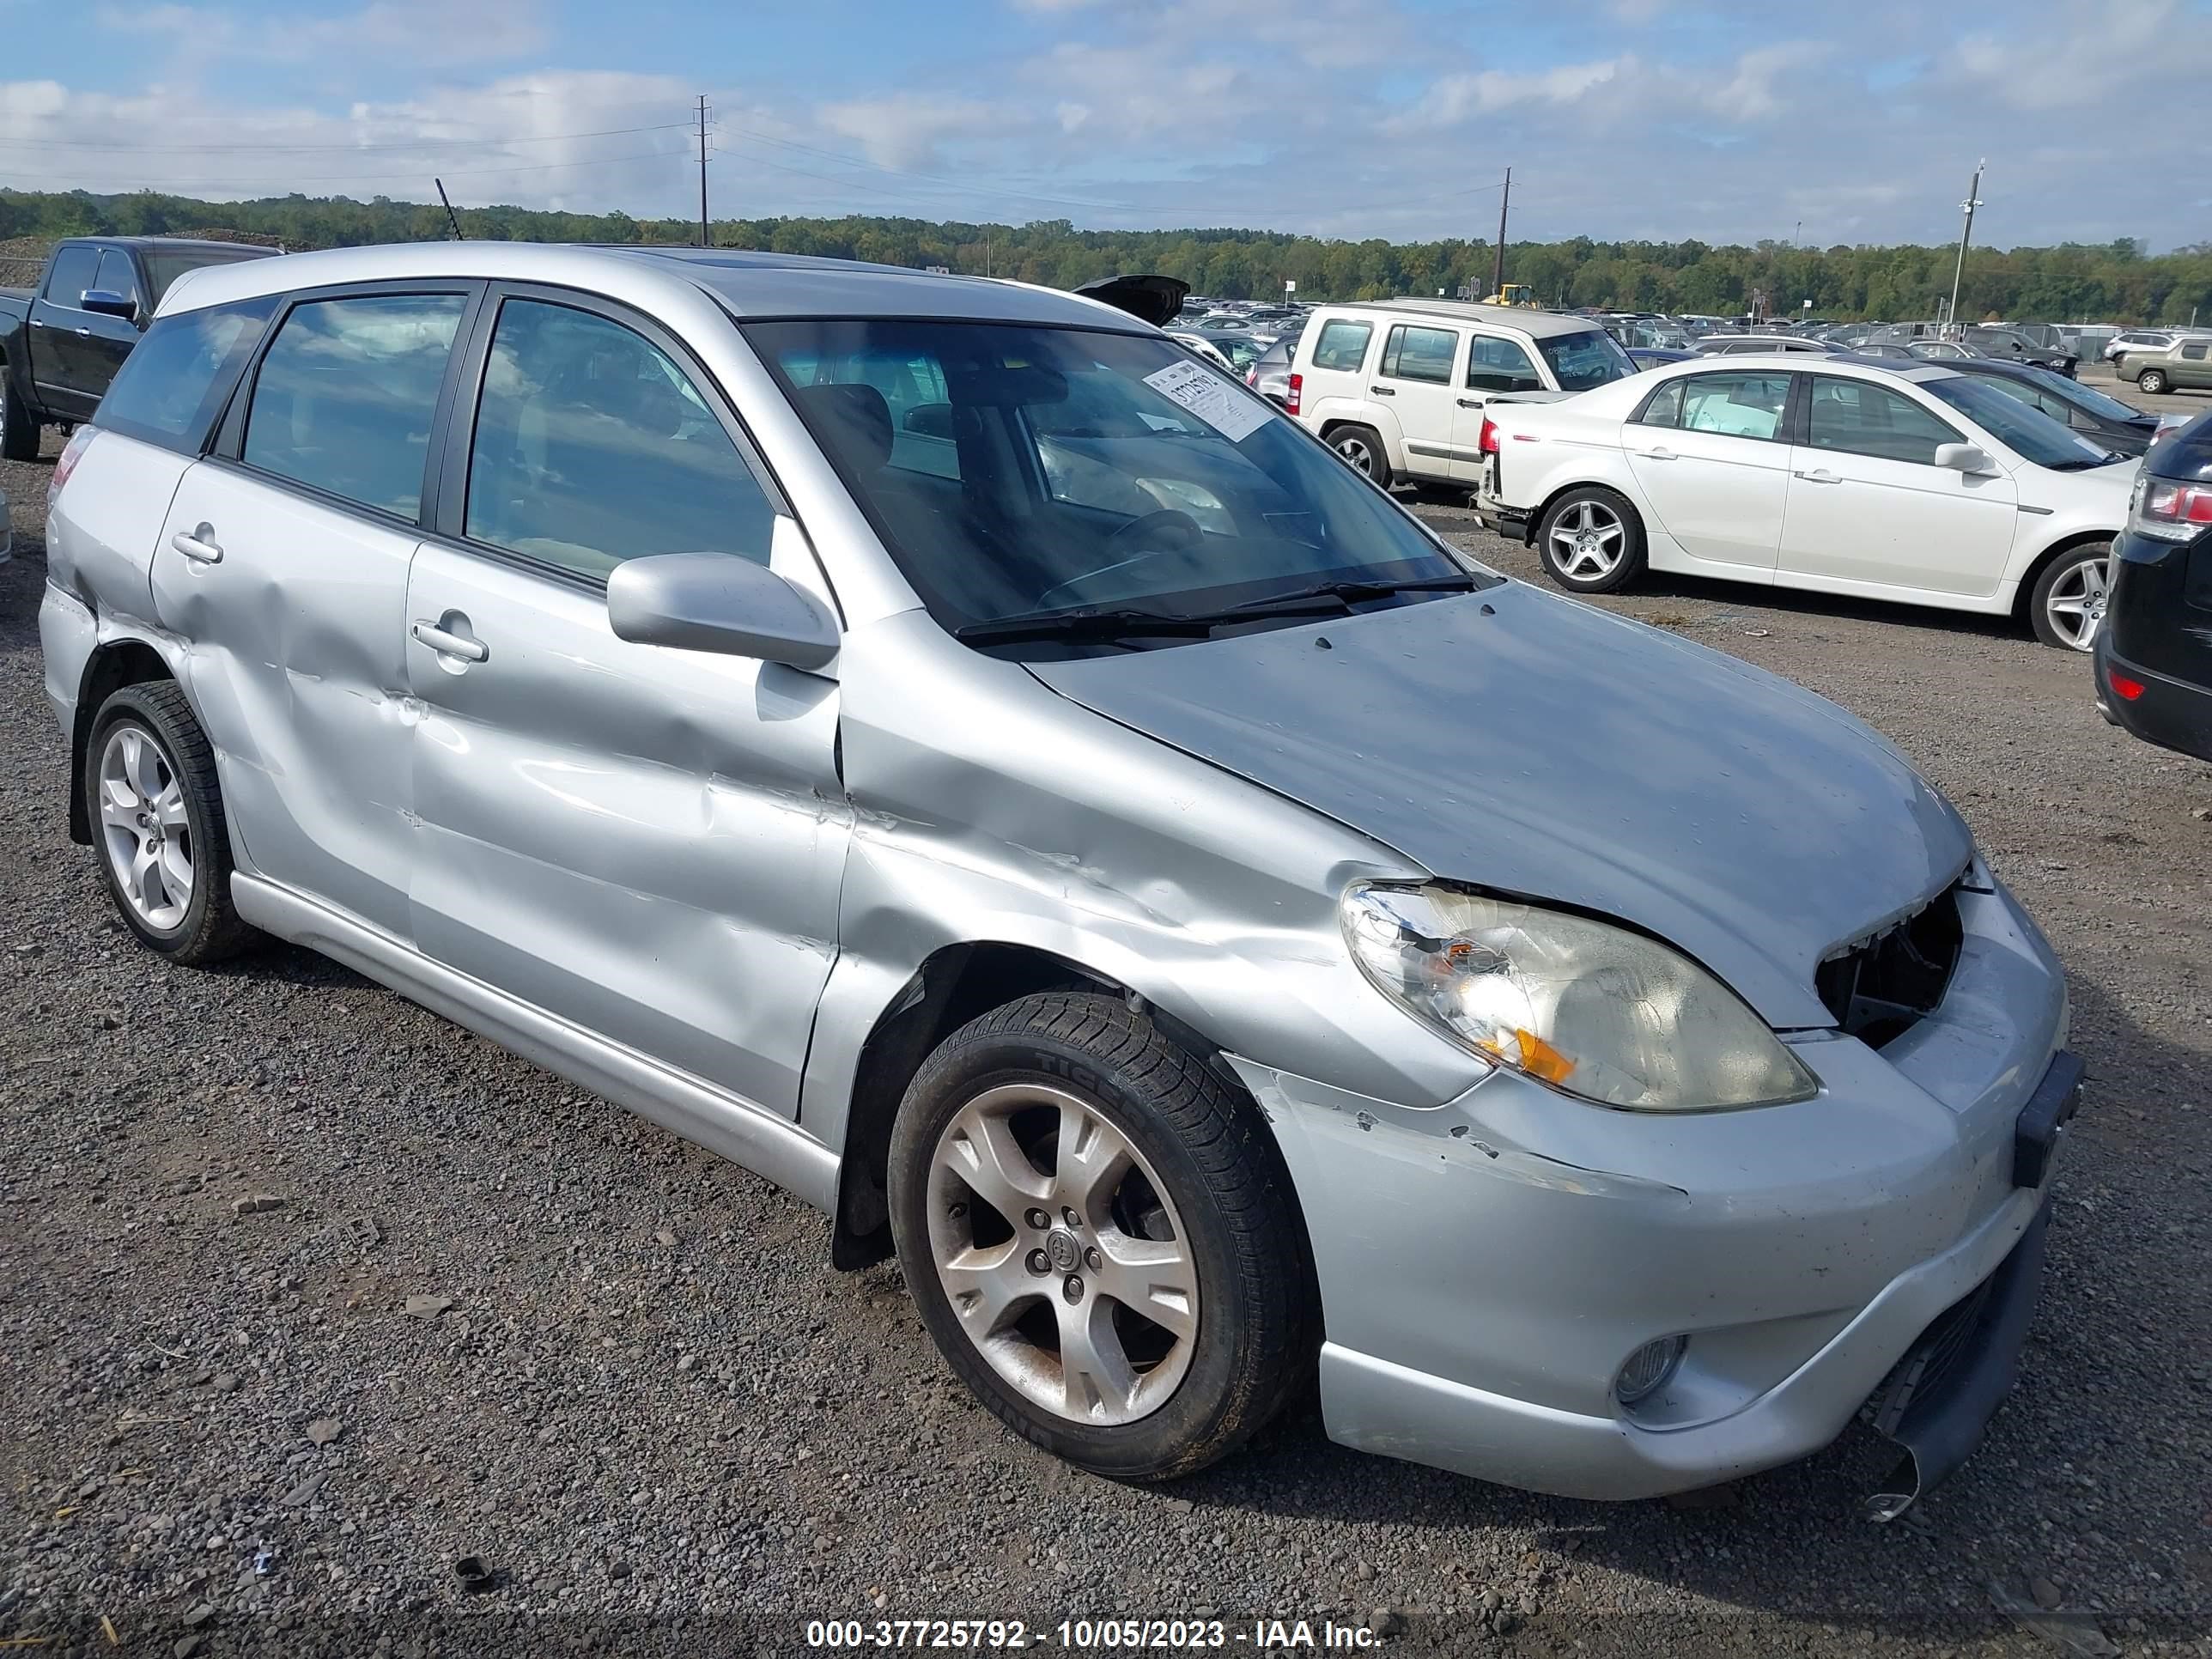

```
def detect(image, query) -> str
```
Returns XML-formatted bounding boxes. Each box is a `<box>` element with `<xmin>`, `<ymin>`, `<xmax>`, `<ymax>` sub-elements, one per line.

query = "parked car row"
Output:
<box><xmin>35</xmin><ymin>240</ymin><xmax>2080</xmax><ymax>1525</ymax></box>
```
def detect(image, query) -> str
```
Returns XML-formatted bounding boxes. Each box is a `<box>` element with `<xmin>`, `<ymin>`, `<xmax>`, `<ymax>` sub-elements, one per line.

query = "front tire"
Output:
<box><xmin>1537</xmin><ymin>485</ymin><xmax>1648</xmax><ymax>593</ymax></box>
<box><xmin>2028</xmin><ymin>542</ymin><xmax>2113</xmax><ymax>653</ymax></box>
<box><xmin>83</xmin><ymin>682</ymin><xmax>255</xmax><ymax>963</ymax></box>
<box><xmin>1326</xmin><ymin>423</ymin><xmax>1389</xmax><ymax>484</ymax></box>
<box><xmin>2137</xmin><ymin>368</ymin><xmax>2170</xmax><ymax>394</ymax></box>
<box><xmin>0</xmin><ymin>377</ymin><xmax>39</xmax><ymax>463</ymax></box>
<box><xmin>890</xmin><ymin>993</ymin><xmax>1315</xmax><ymax>1481</ymax></box>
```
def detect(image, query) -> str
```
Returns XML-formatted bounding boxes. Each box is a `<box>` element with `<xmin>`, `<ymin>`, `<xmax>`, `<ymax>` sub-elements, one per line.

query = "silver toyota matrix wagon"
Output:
<box><xmin>39</xmin><ymin>244</ymin><xmax>2079</xmax><ymax>1518</ymax></box>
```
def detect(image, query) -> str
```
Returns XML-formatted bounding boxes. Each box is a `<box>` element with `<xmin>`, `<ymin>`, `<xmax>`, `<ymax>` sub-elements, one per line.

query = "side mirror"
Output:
<box><xmin>606</xmin><ymin>552</ymin><xmax>839</xmax><ymax>671</ymax></box>
<box><xmin>1934</xmin><ymin>442</ymin><xmax>1996</xmax><ymax>475</ymax></box>
<box><xmin>80</xmin><ymin>289</ymin><xmax>139</xmax><ymax>324</ymax></box>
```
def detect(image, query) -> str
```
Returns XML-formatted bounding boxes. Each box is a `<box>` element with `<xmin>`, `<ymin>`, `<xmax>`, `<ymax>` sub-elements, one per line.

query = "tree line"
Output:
<box><xmin>3</xmin><ymin>187</ymin><xmax>2207</xmax><ymax>325</ymax></box>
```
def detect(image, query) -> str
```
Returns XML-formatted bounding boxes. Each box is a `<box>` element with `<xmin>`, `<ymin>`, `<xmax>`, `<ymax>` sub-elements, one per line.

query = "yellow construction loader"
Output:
<box><xmin>1480</xmin><ymin>283</ymin><xmax>1540</xmax><ymax>307</ymax></box>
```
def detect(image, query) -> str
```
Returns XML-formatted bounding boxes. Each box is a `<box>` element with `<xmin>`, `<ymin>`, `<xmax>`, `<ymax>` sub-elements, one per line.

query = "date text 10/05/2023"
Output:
<box><xmin>804</xmin><ymin>1618</ymin><xmax>1387</xmax><ymax>1649</ymax></box>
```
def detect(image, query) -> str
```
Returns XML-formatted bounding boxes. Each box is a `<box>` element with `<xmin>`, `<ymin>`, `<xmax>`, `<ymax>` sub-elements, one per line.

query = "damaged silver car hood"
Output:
<box><xmin>1027</xmin><ymin>582</ymin><xmax>1972</xmax><ymax>1029</ymax></box>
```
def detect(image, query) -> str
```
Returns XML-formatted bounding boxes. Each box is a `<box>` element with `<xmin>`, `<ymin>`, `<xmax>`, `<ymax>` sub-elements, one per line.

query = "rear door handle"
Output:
<box><xmin>1369</xmin><ymin>386</ymin><xmax>1396</xmax><ymax>396</ymax></box>
<box><xmin>27</xmin><ymin>317</ymin><xmax>45</xmax><ymax>328</ymax></box>
<box><xmin>1793</xmin><ymin>468</ymin><xmax>1842</xmax><ymax>484</ymax></box>
<box><xmin>170</xmin><ymin>525</ymin><xmax>222</xmax><ymax>564</ymax></box>
<box><xmin>1637</xmin><ymin>446</ymin><xmax>1678</xmax><ymax>461</ymax></box>
<box><xmin>1456</xmin><ymin>398</ymin><xmax>1484</xmax><ymax>410</ymax></box>
<box><xmin>412</xmin><ymin>620</ymin><xmax>489</xmax><ymax>663</ymax></box>
<box><xmin>74</xmin><ymin>326</ymin><xmax>91</xmax><ymax>337</ymax></box>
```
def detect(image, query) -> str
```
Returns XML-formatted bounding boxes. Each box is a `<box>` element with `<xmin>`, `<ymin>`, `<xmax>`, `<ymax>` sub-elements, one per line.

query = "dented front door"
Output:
<box><xmin>402</xmin><ymin>542</ymin><xmax>849</xmax><ymax>1119</ymax></box>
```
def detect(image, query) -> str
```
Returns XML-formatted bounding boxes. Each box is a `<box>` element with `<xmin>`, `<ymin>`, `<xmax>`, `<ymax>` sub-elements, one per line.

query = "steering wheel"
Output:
<box><xmin>1031</xmin><ymin>509</ymin><xmax>1204</xmax><ymax>611</ymax></box>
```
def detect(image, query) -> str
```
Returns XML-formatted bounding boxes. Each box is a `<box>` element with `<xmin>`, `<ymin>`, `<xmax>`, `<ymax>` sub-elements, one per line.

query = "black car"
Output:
<box><xmin>2096</xmin><ymin>411</ymin><xmax>2212</xmax><ymax>763</ymax></box>
<box><xmin>1916</xmin><ymin>356</ymin><xmax>2166</xmax><ymax>458</ymax></box>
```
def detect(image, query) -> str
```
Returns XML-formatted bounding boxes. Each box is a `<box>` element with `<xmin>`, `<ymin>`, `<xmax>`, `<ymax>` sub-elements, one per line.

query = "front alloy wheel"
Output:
<box><xmin>2032</xmin><ymin>544</ymin><xmax>2113</xmax><ymax>652</ymax></box>
<box><xmin>926</xmin><ymin>1081</ymin><xmax>1197</xmax><ymax>1425</ymax></box>
<box><xmin>890</xmin><ymin>993</ymin><xmax>1316</xmax><ymax>1480</ymax></box>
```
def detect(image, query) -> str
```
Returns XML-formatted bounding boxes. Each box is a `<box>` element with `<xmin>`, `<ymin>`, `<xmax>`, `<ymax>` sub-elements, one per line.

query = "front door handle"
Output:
<box><xmin>412</xmin><ymin>619</ymin><xmax>489</xmax><ymax>663</ymax></box>
<box><xmin>1793</xmin><ymin>468</ymin><xmax>1842</xmax><ymax>484</ymax></box>
<box><xmin>170</xmin><ymin>524</ymin><xmax>222</xmax><ymax>563</ymax></box>
<box><xmin>1369</xmin><ymin>385</ymin><xmax>1396</xmax><ymax>396</ymax></box>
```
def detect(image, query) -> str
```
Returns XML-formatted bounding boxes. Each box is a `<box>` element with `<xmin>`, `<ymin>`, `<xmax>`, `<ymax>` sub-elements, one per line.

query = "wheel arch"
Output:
<box><xmin>825</xmin><ymin>939</ymin><xmax>1254</xmax><ymax>1271</ymax></box>
<box><xmin>67</xmin><ymin>635</ymin><xmax>184</xmax><ymax>844</ymax></box>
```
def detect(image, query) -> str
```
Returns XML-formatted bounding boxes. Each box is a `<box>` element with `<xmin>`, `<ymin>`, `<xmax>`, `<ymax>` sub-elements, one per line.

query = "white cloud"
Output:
<box><xmin>1951</xmin><ymin>0</ymin><xmax>2211</xmax><ymax>109</ymax></box>
<box><xmin>816</xmin><ymin>94</ymin><xmax>1001</xmax><ymax>171</ymax></box>
<box><xmin>1392</xmin><ymin>57</ymin><xmax>1626</xmax><ymax>128</ymax></box>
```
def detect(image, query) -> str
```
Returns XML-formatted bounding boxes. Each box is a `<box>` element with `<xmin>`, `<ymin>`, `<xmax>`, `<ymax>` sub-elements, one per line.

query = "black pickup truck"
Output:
<box><xmin>1</xmin><ymin>235</ymin><xmax>276</xmax><ymax>460</ymax></box>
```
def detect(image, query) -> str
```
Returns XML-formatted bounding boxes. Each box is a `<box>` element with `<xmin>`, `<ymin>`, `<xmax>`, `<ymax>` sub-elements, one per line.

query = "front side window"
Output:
<box><xmin>1643</xmin><ymin>372</ymin><xmax>1790</xmax><ymax>441</ymax></box>
<box><xmin>91</xmin><ymin>249</ymin><xmax>143</xmax><ymax>310</ymax></box>
<box><xmin>465</xmin><ymin>298</ymin><xmax>775</xmax><ymax>580</ymax></box>
<box><xmin>243</xmin><ymin>293</ymin><xmax>466</xmax><ymax>520</ymax></box>
<box><xmin>1466</xmin><ymin>335</ymin><xmax>1541</xmax><ymax>394</ymax></box>
<box><xmin>44</xmin><ymin>246</ymin><xmax>99</xmax><ymax>307</ymax></box>
<box><xmin>96</xmin><ymin>295</ymin><xmax>277</xmax><ymax>453</ymax></box>
<box><xmin>1806</xmin><ymin>377</ymin><xmax>1962</xmax><ymax>465</ymax></box>
<box><xmin>1920</xmin><ymin>374</ymin><xmax>2119</xmax><ymax>470</ymax></box>
<box><xmin>1379</xmin><ymin>325</ymin><xmax>1457</xmax><ymax>385</ymax></box>
<box><xmin>1539</xmin><ymin>329</ymin><xmax>1634</xmax><ymax>389</ymax></box>
<box><xmin>1310</xmin><ymin>319</ymin><xmax>1373</xmax><ymax>372</ymax></box>
<box><xmin>750</xmin><ymin>319</ymin><xmax>1476</xmax><ymax>652</ymax></box>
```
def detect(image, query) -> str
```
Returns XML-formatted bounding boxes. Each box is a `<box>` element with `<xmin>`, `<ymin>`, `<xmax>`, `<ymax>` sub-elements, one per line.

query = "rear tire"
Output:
<box><xmin>1</xmin><ymin>377</ymin><xmax>39</xmax><ymax>462</ymax></box>
<box><xmin>1326</xmin><ymin>423</ymin><xmax>1389</xmax><ymax>484</ymax></box>
<box><xmin>890</xmin><ymin>992</ymin><xmax>1315</xmax><ymax>1482</ymax></box>
<box><xmin>1537</xmin><ymin>485</ymin><xmax>1648</xmax><ymax>594</ymax></box>
<box><xmin>2136</xmin><ymin>368</ymin><xmax>2170</xmax><ymax>394</ymax></box>
<box><xmin>83</xmin><ymin>682</ymin><xmax>255</xmax><ymax>964</ymax></box>
<box><xmin>2028</xmin><ymin>541</ymin><xmax>2113</xmax><ymax>653</ymax></box>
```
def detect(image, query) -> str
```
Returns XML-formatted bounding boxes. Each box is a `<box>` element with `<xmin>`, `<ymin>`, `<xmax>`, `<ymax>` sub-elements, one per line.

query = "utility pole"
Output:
<box><xmin>1490</xmin><ymin>167</ymin><xmax>1511</xmax><ymax>300</ymax></box>
<box><xmin>1946</xmin><ymin>160</ymin><xmax>1984</xmax><ymax>338</ymax></box>
<box><xmin>696</xmin><ymin>94</ymin><xmax>711</xmax><ymax>248</ymax></box>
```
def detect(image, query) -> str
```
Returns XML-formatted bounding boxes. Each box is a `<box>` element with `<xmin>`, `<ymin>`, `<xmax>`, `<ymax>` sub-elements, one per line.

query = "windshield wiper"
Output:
<box><xmin>1224</xmin><ymin>574</ymin><xmax>1477</xmax><ymax>612</ymax></box>
<box><xmin>953</xmin><ymin>605</ymin><xmax>1224</xmax><ymax>646</ymax></box>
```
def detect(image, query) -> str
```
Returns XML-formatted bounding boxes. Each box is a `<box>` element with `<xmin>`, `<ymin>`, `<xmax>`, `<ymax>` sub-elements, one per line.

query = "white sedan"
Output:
<box><xmin>1476</xmin><ymin>355</ymin><xmax>2135</xmax><ymax>650</ymax></box>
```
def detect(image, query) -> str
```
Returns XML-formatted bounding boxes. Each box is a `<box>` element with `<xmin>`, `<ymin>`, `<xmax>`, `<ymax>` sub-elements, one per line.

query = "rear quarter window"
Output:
<box><xmin>1310</xmin><ymin>319</ymin><xmax>1373</xmax><ymax>372</ymax></box>
<box><xmin>93</xmin><ymin>295</ymin><xmax>279</xmax><ymax>454</ymax></box>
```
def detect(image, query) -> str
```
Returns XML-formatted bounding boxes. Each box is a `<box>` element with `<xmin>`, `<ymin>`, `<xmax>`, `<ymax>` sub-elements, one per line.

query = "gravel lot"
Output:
<box><xmin>3</xmin><ymin>390</ymin><xmax>2209</xmax><ymax>1659</ymax></box>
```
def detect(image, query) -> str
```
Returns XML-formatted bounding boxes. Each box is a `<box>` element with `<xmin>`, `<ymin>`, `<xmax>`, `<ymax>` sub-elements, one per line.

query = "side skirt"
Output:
<box><xmin>232</xmin><ymin>874</ymin><xmax>842</xmax><ymax>1212</ymax></box>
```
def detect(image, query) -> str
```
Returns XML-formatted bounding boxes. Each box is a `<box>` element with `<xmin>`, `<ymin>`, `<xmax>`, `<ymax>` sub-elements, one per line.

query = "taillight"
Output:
<box><xmin>1286</xmin><ymin>372</ymin><xmax>1302</xmax><ymax>416</ymax></box>
<box><xmin>1244</xmin><ymin>366</ymin><xmax>1259</xmax><ymax>387</ymax></box>
<box><xmin>2107</xmin><ymin>668</ymin><xmax>2146</xmax><ymax>702</ymax></box>
<box><xmin>2130</xmin><ymin>475</ymin><xmax>2212</xmax><ymax>544</ymax></box>
<box><xmin>1479</xmin><ymin>415</ymin><xmax>1500</xmax><ymax>454</ymax></box>
<box><xmin>49</xmin><ymin>426</ymin><xmax>96</xmax><ymax>511</ymax></box>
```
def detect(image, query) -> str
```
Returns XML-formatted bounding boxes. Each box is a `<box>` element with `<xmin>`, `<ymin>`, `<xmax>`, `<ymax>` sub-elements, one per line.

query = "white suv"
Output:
<box><xmin>1285</xmin><ymin>300</ymin><xmax>1634</xmax><ymax>487</ymax></box>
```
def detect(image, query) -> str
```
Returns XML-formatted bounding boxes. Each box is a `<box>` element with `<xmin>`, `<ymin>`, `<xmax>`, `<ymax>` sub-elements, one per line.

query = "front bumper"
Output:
<box><xmin>1230</xmin><ymin>875</ymin><xmax>2072</xmax><ymax>1510</ymax></box>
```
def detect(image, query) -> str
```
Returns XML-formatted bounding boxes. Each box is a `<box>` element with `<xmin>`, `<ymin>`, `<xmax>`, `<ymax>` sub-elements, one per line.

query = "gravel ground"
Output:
<box><xmin>3</xmin><ymin>416</ymin><xmax>2209</xmax><ymax>1659</ymax></box>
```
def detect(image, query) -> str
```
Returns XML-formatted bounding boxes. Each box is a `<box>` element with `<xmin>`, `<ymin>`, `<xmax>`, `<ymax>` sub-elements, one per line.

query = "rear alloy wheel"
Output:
<box><xmin>2030</xmin><ymin>542</ymin><xmax>2114</xmax><ymax>653</ymax></box>
<box><xmin>1328</xmin><ymin>424</ymin><xmax>1389</xmax><ymax>483</ymax></box>
<box><xmin>890</xmin><ymin>992</ymin><xmax>1315</xmax><ymax>1481</ymax></box>
<box><xmin>1537</xmin><ymin>486</ymin><xmax>1648</xmax><ymax>594</ymax></box>
<box><xmin>84</xmin><ymin>682</ymin><xmax>254</xmax><ymax>963</ymax></box>
<box><xmin>2136</xmin><ymin>368</ymin><xmax>2170</xmax><ymax>395</ymax></box>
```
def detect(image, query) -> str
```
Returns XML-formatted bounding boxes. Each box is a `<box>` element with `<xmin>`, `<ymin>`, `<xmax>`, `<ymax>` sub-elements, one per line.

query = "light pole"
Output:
<box><xmin>1946</xmin><ymin>161</ymin><xmax>1984</xmax><ymax>339</ymax></box>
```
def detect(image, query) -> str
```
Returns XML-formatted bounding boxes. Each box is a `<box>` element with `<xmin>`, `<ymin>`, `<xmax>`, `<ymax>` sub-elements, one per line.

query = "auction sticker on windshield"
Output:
<box><xmin>1143</xmin><ymin>357</ymin><xmax>1271</xmax><ymax>443</ymax></box>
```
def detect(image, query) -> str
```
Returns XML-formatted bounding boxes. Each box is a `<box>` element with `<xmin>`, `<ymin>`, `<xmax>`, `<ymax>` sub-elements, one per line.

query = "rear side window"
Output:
<box><xmin>2185</xmin><ymin>343</ymin><xmax>2209</xmax><ymax>362</ymax></box>
<box><xmin>243</xmin><ymin>293</ymin><xmax>467</xmax><ymax>520</ymax></box>
<box><xmin>94</xmin><ymin>295</ymin><xmax>278</xmax><ymax>453</ymax></box>
<box><xmin>1310</xmin><ymin>319</ymin><xmax>1372</xmax><ymax>372</ymax></box>
<box><xmin>1807</xmin><ymin>378</ymin><xmax>1961</xmax><ymax>464</ymax></box>
<box><xmin>465</xmin><ymin>298</ymin><xmax>776</xmax><ymax>580</ymax></box>
<box><xmin>1642</xmin><ymin>372</ymin><xmax>1791</xmax><ymax>441</ymax></box>
<box><xmin>1378</xmin><ymin>325</ymin><xmax>1457</xmax><ymax>384</ymax></box>
<box><xmin>44</xmin><ymin>246</ymin><xmax>99</xmax><ymax>307</ymax></box>
<box><xmin>1466</xmin><ymin>335</ymin><xmax>1541</xmax><ymax>393</ymax></box>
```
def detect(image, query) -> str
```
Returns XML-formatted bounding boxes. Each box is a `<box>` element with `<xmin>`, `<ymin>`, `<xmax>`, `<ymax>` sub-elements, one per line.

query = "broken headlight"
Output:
<box><xmin>1340</xmin><ymin>882</ymin><xmax>1819</xmax><ymax>1112</ymax></box>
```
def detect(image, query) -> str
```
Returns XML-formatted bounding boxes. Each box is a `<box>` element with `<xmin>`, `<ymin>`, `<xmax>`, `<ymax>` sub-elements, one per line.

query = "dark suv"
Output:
<box><xmin>2096</xmin><ymin>410</ymin><xmax>2212</xmax><ymax>762</ymax></box>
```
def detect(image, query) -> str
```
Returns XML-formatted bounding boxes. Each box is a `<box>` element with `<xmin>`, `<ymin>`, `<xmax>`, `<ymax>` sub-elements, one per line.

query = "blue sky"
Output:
<box><xmin>3</xmin><ymin>0</ymin><xmax>2209</xmax><ymax>247</ymax></box>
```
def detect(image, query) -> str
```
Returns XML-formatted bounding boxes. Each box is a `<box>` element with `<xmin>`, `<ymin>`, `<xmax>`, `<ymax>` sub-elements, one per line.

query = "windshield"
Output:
<box><xmin>1540</xmin><ymin>328</ymin><xmax>1635</xmax><ymax>391</ymax></box>
<box><xmin>749</xmin><ymin>319</ymin><xmax>1479</xmax><ymax>651</ymax></box>
<box><xmin>1921</xmin><ymin>374</ymin><xmax>2119</xmax><ymax>470</ymax></box>
<box><xmin>2021</xmin><ymin>364</ymin><xmax>2143</xmax><ymax>422</ymax></box>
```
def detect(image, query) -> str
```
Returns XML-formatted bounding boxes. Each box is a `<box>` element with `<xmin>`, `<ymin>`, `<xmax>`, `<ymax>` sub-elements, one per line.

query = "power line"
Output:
<box><xmin>5</xmin><ymin>149</ymin><xmax>681</xmax><ymax>194</ymax></box>
<box><xmin>0</xmin><ymin>121</ymin><xmax>695</xmax><ymax>156</ymax></box>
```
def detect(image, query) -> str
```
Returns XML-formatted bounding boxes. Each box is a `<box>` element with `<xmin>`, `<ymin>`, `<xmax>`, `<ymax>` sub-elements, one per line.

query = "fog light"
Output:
<box><xmin>1614</xmin><ymin>1336</ymin><xmax>1687</xmax><ymax>1406</ymax></box>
